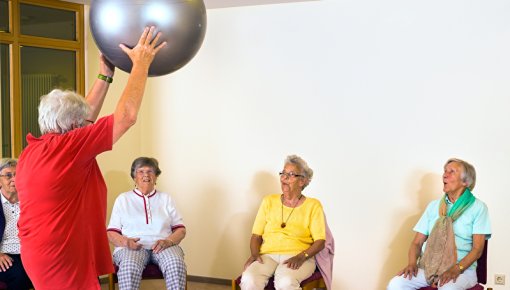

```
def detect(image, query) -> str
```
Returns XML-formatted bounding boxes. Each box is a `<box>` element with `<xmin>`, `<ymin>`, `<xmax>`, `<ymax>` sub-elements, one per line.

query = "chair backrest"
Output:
<box><xmin>476</xmin><ymin>240</ymin><xmax>488</xmax><ymax>284</ymax></box>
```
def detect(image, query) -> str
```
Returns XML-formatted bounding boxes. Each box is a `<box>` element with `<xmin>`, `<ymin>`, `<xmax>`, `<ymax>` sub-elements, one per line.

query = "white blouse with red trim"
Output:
<box><xmin>107</xmin><ymin>189</ymin><xmax>185</xmax><ymax>251</ymax></box>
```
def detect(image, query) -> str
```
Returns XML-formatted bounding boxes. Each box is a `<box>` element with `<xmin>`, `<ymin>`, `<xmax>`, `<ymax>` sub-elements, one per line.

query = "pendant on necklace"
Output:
<box><xmin>281</xmin><ymin>223</ymin><xmax>286</xmax><ymax>228</ymax></box>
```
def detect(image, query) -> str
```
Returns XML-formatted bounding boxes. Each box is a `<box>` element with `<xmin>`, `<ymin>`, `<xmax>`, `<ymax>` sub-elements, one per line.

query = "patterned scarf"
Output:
<box><xmin>418</xmin><ymin>188</ymin><xmax>475</xmax><ymax>285</ymax></box>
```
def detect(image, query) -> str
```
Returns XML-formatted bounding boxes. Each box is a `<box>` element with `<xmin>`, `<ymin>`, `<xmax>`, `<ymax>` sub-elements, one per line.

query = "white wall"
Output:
<box><xmin>89</xmin><ymin>0</ymin><xmax>510</xmax><ymax>289</ymax></box>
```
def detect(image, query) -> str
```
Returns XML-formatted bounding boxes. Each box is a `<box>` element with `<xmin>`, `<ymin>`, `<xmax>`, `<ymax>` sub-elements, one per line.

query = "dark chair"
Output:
<box><xmin>108</xmin><ymin>262</ymin><xmax>187</xmax><ymax>290</ymax></box>
<box><xmin>232</xmin><ymin>267</ymin><xmax>326</xmax><ymax>290</ymax></box>
<box><xmin>0</xmin><ymin>279</ymin><xmax>33</xmax><ymax>289</ymax></box>
<box><xmin>419</xmin><ymin>240</ymin><xmax>487</xmax><ymax>290</ymax></box>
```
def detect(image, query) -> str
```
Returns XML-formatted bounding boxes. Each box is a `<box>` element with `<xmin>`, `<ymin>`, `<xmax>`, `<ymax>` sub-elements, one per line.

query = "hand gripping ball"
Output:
<box><xmin>89</xmin><ymin>0</ymin><xmax>207</xmax><ymax>76</ymax></box>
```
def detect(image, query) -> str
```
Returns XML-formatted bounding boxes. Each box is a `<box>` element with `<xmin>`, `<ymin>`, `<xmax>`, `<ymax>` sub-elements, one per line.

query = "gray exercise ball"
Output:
<box><xmin>89</xmin><ymin>0</ymin><xmax>207</xmax><ymax>76</ymax></box>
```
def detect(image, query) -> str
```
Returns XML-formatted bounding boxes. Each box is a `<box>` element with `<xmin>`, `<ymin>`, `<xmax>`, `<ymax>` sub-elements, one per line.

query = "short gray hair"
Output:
<box><xmin>445</xmin><ymin>158</ymin><xmax>476</xmax><ymax>191</ymax></box>
<box><xmin>130</xmin><ymin>157</ymin><xmax>162</xmax><ymax>178</ymax></box>
<box><xmin>38</xmin><ymin>89</ymin><xmax>90</xmax><ymax>134</ymax></box>
<box><xmin>285</xmin><ymin>154</ymin><xmax>313</xmax><ymax>189</ymax></box>
<box><xmin>0</xmin><ymin>158</ymin><xmax>17</xmax><ymax>173</ymax></box>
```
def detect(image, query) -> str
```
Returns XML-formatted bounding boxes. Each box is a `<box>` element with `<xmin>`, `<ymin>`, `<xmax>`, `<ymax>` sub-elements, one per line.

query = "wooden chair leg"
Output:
<box><xmin>232</xmin><ymin>278</ymin><xmax>241</xmax><ymax>290</ymax></box>
<box><xmin>108</xmin><ymin>273</ymin><xmax>115</xmax><ymax>290</ymax></box>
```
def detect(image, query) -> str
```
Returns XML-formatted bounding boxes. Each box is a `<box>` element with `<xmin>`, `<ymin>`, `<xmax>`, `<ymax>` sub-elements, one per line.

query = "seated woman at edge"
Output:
<box><xmin>240</xmin><ymin>155</ymin><xmax>326</xmax><ymax>290</ymax></box>
<box><xmin>107</xmin><ymin>157</ymin><xmax>186</xmax><ymax>290</ymax></box>
<box><xmin>387</xmin><ymin>158</ymin><xmax>491</xmax><ymax>290</ymax></box>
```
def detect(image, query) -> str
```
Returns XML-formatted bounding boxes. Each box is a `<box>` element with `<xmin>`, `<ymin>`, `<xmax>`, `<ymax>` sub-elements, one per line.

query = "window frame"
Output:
<box><xmin>0</xmin><ymin>0</ymin><xmax>84</xmax><ymax>157</ymax></box>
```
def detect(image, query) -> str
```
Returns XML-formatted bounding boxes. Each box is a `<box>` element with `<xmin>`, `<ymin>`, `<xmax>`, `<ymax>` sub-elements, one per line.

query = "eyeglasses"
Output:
<box><xmin>279</xmin><ymin>171</ymin><xmax>304</xmax><ymax>179</ymax></box>
<box><xmin>136</xmin><ymin>169</ymin><xmax>155</xmax><ymax>176</ymax></box>
<box><xmin>0</xmin><ymin>172</ymin><xmax>15</xmax><ymax>180</ymax></box>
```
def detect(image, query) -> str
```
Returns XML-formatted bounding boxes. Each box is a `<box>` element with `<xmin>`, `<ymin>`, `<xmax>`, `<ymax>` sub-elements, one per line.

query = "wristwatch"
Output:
<box><xmin>457</xmin><ymin>263</ymin><xmax>465</xmax><ymax>274</ymax></box>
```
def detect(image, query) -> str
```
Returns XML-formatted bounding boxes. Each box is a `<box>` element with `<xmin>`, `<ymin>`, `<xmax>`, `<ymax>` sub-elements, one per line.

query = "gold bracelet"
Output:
<box><xmin>97</xmin><ymin>74</ymin><xmax>113</xmax><ymax>83</ymax></box>
<box><xmin>303</xmin><ymin>251</ymin><xmax>309</xmax><ymax>258</ymax></box>
<box><xmin>457</xmin><ymin>263</ymin><xmax>464</xmax><ymax>273</ymax></box>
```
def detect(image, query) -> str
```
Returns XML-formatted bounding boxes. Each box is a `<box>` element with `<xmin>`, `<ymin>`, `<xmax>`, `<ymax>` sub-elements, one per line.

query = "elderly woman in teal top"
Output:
<box><xmin>387</xmin><ymin>158</ymin><xmax>491</xmax><ymax>290</ymax></box>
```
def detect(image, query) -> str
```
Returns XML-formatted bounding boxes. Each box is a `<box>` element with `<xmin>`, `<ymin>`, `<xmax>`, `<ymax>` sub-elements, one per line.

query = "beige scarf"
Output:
<box><xmin>418</xmin><ymin>189</ymin><xmax>475</xmax><ymax>286</ymax></box>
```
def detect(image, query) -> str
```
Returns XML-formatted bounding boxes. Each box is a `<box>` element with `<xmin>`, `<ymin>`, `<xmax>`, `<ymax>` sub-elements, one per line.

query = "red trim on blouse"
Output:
<box><xmin>171</xmin><ymin>224</ymin><xmax>186</xmax><ymax>231</ymax></box>
<box><xmin>132</xmin><ymin>189</ymin><xmax>157</xmax><ymax>225</ymax></box>
<box><xmin>106</xmin><ymin>228</ymin><xmax>122</xmax><ymax>235</ymax></box>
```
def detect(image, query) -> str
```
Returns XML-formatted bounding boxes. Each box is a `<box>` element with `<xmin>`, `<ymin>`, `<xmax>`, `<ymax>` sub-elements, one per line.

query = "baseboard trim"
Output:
<box><xmin>187</xmin><ymin>275</ymin><xmax>231</xmax><ymax>285</ymax></box>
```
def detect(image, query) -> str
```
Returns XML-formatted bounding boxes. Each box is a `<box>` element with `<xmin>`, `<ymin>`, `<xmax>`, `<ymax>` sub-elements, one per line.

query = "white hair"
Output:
<box><xmin>38</xmin><ymin>89</ymin><xmax>90</xmax><ymax>134</ymax></box>
<box><xmin>285</xmin><ymin>154</ymin><xmax>313</xmax><ymax>189</ymax></box>
<box><xmin>445</xmin><ymin>158</ymin><xmax>476</xmax><ymax>191</ymax></box>
<box><xmin>0</xmin><ymin>158</ymin><xmax>17</xmax><ymax>173</ymax></box>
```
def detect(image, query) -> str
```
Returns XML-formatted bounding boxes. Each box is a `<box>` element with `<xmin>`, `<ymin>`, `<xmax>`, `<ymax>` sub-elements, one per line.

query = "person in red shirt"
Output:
<box><xmin>16</xmin><ymin>27</ymin><xmax>166</xmax><ymax>290</ymax></box>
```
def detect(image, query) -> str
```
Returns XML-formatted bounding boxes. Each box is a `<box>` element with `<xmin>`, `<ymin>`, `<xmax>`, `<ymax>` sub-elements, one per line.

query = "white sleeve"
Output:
<box><xmin>107</xmin><ymin>194</ymin><xmax>124</xmax><ymax>232</ymax></box>
<box><xmin>167</xmin><ymin>194</ymin><xmax>184</xmax><ymax>229</ymax></box>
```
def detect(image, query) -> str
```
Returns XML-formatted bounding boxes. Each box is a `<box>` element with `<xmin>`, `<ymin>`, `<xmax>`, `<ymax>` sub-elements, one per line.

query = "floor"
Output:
<box><xmin>101</xmin><ymin>280</ymin><xmax>231</xmax><ymax>290</ymax></box>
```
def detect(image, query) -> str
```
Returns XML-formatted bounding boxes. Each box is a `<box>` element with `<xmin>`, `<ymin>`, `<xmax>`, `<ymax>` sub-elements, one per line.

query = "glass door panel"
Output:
<box><xmin>0</xmin><ymin>0</ymin><xmax>8</xmax><ymax>33</ymax></box>
<box><xmin>0</xmin><ymin>43</ymin><xmax>10</xmax><ymax>157</ymax></box>
<box><xmin>20</xmin><ymin>3</ymin><xmax>76</xmax><ymax>40</ymax></box>
<box><xmin>20</xmin><ymin>46</ymin><xmax>75</xmax><ymax>146</ymax></box>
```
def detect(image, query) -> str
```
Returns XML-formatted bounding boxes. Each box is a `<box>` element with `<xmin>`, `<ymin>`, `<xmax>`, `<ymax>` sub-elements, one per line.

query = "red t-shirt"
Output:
<box><xmin>17</xmin><ymin>115</ymin><xmax>115</xmax><ymax>290</ymax></box>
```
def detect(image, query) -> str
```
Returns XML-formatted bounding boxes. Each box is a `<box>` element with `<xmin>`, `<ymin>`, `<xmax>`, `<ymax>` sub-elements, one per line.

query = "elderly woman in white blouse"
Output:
<box><xmin>107</xmin><ymin>157</ymin><xmax>186</xmax><ymax>290</ymax></box>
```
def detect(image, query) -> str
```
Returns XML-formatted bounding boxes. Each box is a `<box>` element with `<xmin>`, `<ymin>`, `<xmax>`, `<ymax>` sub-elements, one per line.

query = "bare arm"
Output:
<box><xmin>243</xmin><ymin>234</ymin><xmax>263</xmax><ymax>269</ymax></box>
<box><xmin>438</xmin><ymin>234</ymin><xmax>485</xmax><ymax>286</ymax></box>
<box><xmin>396</xmin><ymin>232</ymin><xmax>427</xmax><ymax>279</ymax></box>
<box><xmin>112</xmin><ymin>26</ymin><xmax>167</xmax><ymax>144</ymax></box>
<box><xmin>107</xmin><ymin>230</ymin><xmax>142</xmax><ymax>250</ymax></box>
<box><xmin>152</xmin><ymin>227</ymin><xmax>187</xmax><ymax>254</ymax></box>
<box><xmin>283</xmin><ymin>239</ymin><xmax>325</xmax><ymax>270</ymax></box>
<box><xmin>85</xmin><ymin>55</ymin><xmax>115</xmax><ymax>122</ymax></box>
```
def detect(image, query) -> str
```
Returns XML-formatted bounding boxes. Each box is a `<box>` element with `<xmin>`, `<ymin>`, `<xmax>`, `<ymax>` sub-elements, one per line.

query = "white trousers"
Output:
<box><xmin>387</xmin><ymin>268</ymin><xmax>477</xmax><ymax>290</ymax></box>
<box><xmin>240</xmin><ymin>254</ymin><xmax>316</xmax><ymax>290</ymax></box>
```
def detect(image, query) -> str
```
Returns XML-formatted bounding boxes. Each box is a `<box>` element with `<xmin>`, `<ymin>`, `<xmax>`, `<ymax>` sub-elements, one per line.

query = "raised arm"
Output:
<box><xmin>112</xmin><ymin>26</ymin><xmax>167</xmax><ymax>144</ymax></box>
<box><xmin>85</xmin><ymin>55</ymin><xmax>115</xmax><ymax>123</ymax></box>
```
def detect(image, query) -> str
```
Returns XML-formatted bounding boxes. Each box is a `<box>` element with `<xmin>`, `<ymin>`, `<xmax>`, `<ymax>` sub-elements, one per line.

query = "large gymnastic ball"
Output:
<box><xmin>89</xmin><ymin>0</ymin><xmax>207</xmax><ymax>76</ymax></box>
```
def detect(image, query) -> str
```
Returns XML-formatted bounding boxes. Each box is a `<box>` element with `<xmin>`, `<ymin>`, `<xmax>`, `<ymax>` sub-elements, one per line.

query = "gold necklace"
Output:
<box><xmin>281</xmin><ymin>194</ymin><xmax>303</xmax><ymax>228</ymax></box>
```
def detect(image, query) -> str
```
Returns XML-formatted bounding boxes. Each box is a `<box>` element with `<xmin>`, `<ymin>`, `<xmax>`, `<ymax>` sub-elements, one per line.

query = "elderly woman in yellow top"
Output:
<box><xmin>240</xmin><ymin>155</ymin><xmax>326</xmax><ymax>290</ymax></box>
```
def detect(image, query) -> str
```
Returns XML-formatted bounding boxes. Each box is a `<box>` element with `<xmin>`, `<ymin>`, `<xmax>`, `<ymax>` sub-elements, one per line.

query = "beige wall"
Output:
<box><xmin>86</xmin><ymin>1</ymin><xmax>510</xmax><ymax>289</ymax></box>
